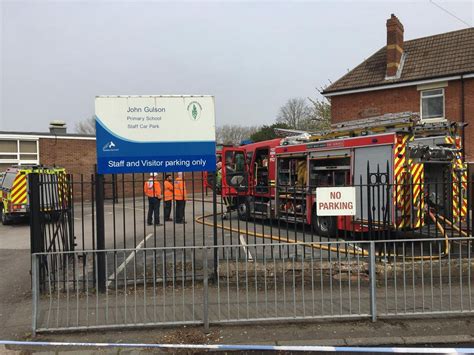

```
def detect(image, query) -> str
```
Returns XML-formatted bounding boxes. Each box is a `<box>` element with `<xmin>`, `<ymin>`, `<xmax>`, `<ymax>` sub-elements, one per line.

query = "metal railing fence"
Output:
<box><xmin>29</xmin><ymin>169</ymin><xmax>473</xmax><ymax>289</ymax></box>
<box><xmin>32</xmin><ymin>237</ymin><xmax>474</xmax><ymax>334</ymax></box>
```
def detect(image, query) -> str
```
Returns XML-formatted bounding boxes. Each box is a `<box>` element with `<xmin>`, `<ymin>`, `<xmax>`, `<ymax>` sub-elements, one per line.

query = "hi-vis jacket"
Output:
<box><xmin>173</xmin><ymin>177</ymin><xmax>187</xmax><ymax>201</ymax></box>
<box><xmin>164</xmin><ymin>180</ymin><xmax>174</xmax><ymax>201</ymax></box>
<box><xmin>144</xmin><ymin>178</ymin><xmax>162</xmax><ymax>198</ymax></box>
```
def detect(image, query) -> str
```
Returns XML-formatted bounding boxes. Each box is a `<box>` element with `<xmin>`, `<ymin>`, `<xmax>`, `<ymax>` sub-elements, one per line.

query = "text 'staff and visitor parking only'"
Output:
<box><xmin>95</xmin><ymin>96</ymin><xmax>216</xmax><ymax>174</ymax></box>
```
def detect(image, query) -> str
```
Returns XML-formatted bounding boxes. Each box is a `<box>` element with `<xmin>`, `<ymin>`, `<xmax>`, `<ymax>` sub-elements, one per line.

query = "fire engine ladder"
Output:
<box><xmin>308</xmin><ymin>112</ymin><xmax>462</xmax><ymax>141</ymax></box>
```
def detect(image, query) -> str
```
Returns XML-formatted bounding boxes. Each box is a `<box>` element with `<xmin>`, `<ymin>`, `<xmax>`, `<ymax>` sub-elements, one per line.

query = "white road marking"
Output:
<box><xmin>239</xmin><ymin>234</ymin><xmax>253</xmax><ymax>262</ymax></box>
<box><xmin>122</xmin><ymin>206</ymin><xmax>146</xmax><ymax>212</ymax></box>
<box><xmin>107</xmin><ymin>233</ymin><xmax>153</xmax><ymax>286</ymax></box>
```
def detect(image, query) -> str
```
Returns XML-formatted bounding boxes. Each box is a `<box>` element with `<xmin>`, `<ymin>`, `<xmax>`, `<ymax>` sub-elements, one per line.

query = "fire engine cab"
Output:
<box><xmin>220</xmin><ymin>112</ymin><xmax>467</xmax><ymax>237</ymax></box>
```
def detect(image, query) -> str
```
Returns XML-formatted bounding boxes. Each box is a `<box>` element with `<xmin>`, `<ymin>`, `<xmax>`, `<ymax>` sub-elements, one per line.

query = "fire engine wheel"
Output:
<box><xmin>1</xmin><ymin>208</ymin><xmax>12</xmax><ymax>226</ymax></box>
<box><xmin>237</xmin><ymin>199</ymin><xmax>251</xmax><ymax>221</ymax></box>
<box><xmin>312</xmin><ymin>214</ymin><xmax>337</xmax><ymax>238</ymax></box>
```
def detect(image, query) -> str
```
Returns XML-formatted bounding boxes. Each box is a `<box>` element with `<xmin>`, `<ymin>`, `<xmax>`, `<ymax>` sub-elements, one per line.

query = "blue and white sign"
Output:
<box><xmin>95</xmin><ymin>96</ymin><xmax>216</xmax><ymax>174</ymax></box>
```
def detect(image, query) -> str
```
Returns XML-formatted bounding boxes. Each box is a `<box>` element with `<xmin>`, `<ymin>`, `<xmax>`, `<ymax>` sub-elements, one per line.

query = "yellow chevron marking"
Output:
<box><xmin>11</xmin><ymin>178</ymin><xmax>26</xmax><ymax>196</ymax></box>
<box><xmin>11</xmin><ymin>183</ymin><xmax>27</xmax><ymax>200</ymax></box>
<box><xmin>12</xmin><ymin>191</ymin><xmax>27</xmax><ymax>204</ymax></box>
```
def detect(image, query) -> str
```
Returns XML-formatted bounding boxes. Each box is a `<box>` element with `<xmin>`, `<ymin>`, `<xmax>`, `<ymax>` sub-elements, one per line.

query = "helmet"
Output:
<box><xmin>150</xmin><ymin>172</ymin><xmax>158</xmax><ymax>177</ymax></box>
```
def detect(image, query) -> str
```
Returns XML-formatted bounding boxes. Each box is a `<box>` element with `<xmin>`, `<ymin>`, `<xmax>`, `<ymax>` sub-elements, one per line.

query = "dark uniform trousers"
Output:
<box><xmin>147</xmin><ymin>197</ymin><xmax>161</xmax><ymax>225</ymax></box>
<box><xmin>164</xmin><ymin>200</ymin><xmax>172</xmax><ymax>220</ymax></box>
<box><xmin>176</xmin><ymin>200</ymin><xmax>186</xmax><ymax>223</ymax></box>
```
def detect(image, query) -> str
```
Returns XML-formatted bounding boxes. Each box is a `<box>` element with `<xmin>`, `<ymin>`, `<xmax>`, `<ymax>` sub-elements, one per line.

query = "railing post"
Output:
<box><xmin>29</xmin><ymin>173</ymin><xmax>42</xmax><ymax>255</ymax></box>
<box><xmin>31</xmin><ymin>254</ymin><xmax>39</xmax><ymax>336</ymax></box>
<box><xmin>212</xmin><ymin>173</ymin><xmax>218</xmax><ymax>281</ymax></box>
<box><xmin>369</xmin><ymin>241</ymin><xmax>377</xmax><ymax>322</ymax></box>
<box><xmin>203</xmin><ymin>247</ymin><xmax>209</xmax><ymax>333</ymax></box>
<box><xmin>66</xmin><ymin>174</ymin><xmax>75</xmax><ymax>252</ymax></box>
<box><xmin>95</xmin><ymin>173</ymin><xmax>106</xmax><ymax>293</ymax></box>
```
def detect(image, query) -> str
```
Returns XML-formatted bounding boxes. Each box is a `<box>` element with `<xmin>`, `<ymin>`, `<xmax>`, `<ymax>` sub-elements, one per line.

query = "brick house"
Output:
<box><xmin>322</xmin><ymin>15</ymin><xmax>474</xmax><ymax>164</ymax></box>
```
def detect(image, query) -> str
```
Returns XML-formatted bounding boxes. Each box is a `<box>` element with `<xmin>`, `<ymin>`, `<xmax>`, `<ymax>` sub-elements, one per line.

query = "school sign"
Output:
<box><xmin>95</xmin><ymin>96</ymin><xmax>216</xmax><ymax>174</ymax></box>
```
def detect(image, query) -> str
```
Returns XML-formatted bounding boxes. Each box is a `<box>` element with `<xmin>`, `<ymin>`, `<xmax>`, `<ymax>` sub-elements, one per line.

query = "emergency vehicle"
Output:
<box><xmin>0</xmin><ymin>165</ymin><xmax>67</xmax><ymax>225</ymax></box>
<box><xmin>220</xmin><ymin>112</ymin><xmax>467</xmax><ymax>237</ymax></box>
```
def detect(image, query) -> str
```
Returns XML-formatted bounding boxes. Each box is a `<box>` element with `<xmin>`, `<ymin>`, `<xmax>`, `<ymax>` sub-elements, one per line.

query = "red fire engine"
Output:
<box><xmin>219</xmin><ymin>113</ymin><xmax>467</xmax><ymax>237</ymax></box>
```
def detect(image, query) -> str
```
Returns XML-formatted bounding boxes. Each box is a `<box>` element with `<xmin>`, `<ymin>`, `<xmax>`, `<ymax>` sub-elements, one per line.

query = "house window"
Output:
<box><xmin>421</xmin><ymin>88</ymin><xmax>444</xmax><ymax>120</ymax></box>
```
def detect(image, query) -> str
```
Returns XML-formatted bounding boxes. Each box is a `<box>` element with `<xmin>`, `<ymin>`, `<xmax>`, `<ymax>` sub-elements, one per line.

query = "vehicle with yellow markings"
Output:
<box><xmin>0</xmin><ymin>165</ymin><xmax>66</xmax><ymax>225</ymax></box>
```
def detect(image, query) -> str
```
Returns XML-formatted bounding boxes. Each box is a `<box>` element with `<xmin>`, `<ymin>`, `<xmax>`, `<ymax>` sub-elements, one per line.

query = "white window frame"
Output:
<box><xmin>420</xmin><ymin>88</ymin><xmax>445</xmax><ymax>122</ymax></box>
<box><xmin>0</xmin><ymin>138</ymin><xmax>39</xmax><ymax>166</ymax></box>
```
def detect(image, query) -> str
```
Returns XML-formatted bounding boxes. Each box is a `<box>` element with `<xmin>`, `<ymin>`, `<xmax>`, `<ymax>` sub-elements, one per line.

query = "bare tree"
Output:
<box><xmin>75</xmin><ymin>117</ymin><xmax>96</xmax><ymax>135</ymax></box>
<box><xmin>276</xmin><ymin>98</ymin><xmax>311</xmax><ymax>130</ymax></box>
<box><xmin>307</xmin><ymin>97</ymin><xmax>331</xmax><ymax>131</ymax></box>
<box><xmin>216</xmin><ymin>124</ymin><xmax>259</xmax><ymax>145</ymax></box>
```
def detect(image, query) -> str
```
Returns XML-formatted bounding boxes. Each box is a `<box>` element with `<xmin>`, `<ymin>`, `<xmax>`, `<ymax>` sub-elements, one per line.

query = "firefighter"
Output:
<box><xmin>174</xmin><ymin>172</ymin><xmax>187</xmax><ymax>224</ymax></box>
<box><xmin>163</xmin><ymin>174</ymin><xmax>173</xmax><ymax>222</ymax></box>
<box><xmin>144</xmin><ymin>172</ymin><xmax>162</xmax><ymax>226</ymax></box>
<box><xmin>216</xmin><ymin>161</ymin><xmax>231</xmax><ymax>219</ymax></box>
<box><xmin>296</xmin><ymin>160</ymin><xmax>307</xmax><ymax>187</ymax></box>
<box><xmin>216</xmin><ymin>162</ymin><xmax>222</xmax><ymax>191</ymax></box>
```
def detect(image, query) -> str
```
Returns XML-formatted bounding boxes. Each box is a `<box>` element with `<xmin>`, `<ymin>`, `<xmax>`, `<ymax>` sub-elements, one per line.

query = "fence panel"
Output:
<box><xmin>33</xmin><ymin>247</ymin><xmax>206</xmax><ymax>332</ymax></box>
<box><xmin>374</xmin><ymin>239</ymin><xmax>474</xmax><ymax>317</ymax></box>
<box><xmin>32</xmin><ymin>238</ymin><xmax>474</xmax><ymax>333</ymax></box>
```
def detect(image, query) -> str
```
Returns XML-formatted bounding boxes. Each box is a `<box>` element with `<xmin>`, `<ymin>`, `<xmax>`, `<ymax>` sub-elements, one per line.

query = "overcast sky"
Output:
<box><xmin>0</xmin><ymin>0</ymin><xmax>472</xmax><ymax>133</ymax></box>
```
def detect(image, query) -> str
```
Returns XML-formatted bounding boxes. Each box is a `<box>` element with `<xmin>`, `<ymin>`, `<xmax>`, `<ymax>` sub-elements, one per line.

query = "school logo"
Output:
<box><xmin>187</xmin><ymin>101</ymin><xmax>202</xmax><ymax>121</ymax></box>
<box><xmin>103</xmin><ymin>141</ymin><xmax>119</xmax><ymax>152</ymax></box>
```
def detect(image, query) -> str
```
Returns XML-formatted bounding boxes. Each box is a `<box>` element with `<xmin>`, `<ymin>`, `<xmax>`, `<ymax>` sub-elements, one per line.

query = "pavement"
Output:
<box><xmin>1</xmin><ymin>318</ymin><xmax>474</xmax><ymax>353</ymax></box>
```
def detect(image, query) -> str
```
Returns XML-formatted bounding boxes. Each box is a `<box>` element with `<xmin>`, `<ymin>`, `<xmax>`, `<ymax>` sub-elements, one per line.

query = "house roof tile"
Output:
<box><xmin>322</xmin><ymin>27</ymin><xmax>474</xmax><ymax>94</ymax></box>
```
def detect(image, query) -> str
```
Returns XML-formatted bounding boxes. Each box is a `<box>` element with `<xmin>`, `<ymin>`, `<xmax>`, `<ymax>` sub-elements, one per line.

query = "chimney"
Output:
<box><xmin>49</xmin><ymin>120</ymin><xmax>67</xmax><ymax>135</ymax></box>
<box><xmin>386</xmin><ymin>14</ymin><xmax>404</xmax><ymax>78</ymax></box>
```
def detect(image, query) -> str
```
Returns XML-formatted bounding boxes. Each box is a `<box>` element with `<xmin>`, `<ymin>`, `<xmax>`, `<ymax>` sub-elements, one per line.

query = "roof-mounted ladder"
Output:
<box><xmin>279</xmin><ymin>112</ymin><xmax>464</xmax><ymax>146</ymax></box>
<box><xmin>314</xmin><ymin>112</ymin><xmax>464</xmax><ymax>141</ymax></box>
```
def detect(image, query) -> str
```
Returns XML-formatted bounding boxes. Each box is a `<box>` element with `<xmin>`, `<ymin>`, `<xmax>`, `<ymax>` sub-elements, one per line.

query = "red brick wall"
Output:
<box><xmin>39</xmin><ymin>138</ymin><xmax>96</xmax><ymax>176</ymax></box>
<box><xmin>39</xmin><ymin>137</ymin><xmax>98</xmax><ymax>200</ymax></box>
<box><xmin>330</xmin><ymin>78</ymin><xmax>474</xmax><ymax>161</ymax></box>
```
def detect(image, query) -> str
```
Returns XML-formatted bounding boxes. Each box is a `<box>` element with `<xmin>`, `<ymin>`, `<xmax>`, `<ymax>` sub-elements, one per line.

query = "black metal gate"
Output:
<box><xmin>28</xmin><ymin>169</ymin><xmax>473</xmax><ymax>293</ymax></box>
<box><xmin>28</xmin><ymin>173</ymin><xmax>75</xmax><ymax>287</ymax></box>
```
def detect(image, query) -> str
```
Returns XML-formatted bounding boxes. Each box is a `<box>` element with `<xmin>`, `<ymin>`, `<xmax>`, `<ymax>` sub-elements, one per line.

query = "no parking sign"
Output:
<box><xmin>316</xmin><ymin>187</ymin><xmax>356</xmax><ymax>216</ymax></box>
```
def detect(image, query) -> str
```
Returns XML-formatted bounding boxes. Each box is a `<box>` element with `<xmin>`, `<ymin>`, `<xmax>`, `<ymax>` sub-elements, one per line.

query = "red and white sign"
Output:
<box><xmin>316</xmin><ymin>187</ymin><xmax>356</xmax><ymax>216</ymax></box>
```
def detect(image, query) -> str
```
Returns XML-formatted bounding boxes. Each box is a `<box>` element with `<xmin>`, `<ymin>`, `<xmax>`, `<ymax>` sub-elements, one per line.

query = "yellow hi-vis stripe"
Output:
<box><xmin>447</xmin><ymin>136</ymin><xmax>467</xmax><ymax>222</ymax></box>
<box><xmin>11</xmin><ymin>176</ymin><xmax>27</xmax><ymax>204</ymax></box>
<box><xmin>394</xmin><ymin>134</ymin><xmax>409</xmax><ymax>229</ymax></box>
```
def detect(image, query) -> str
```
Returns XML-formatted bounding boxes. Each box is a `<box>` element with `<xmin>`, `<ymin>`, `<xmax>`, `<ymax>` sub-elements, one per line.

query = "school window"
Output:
<box><xmin>421</xmin><ymin>88</ymin><xmax>444</xmax><ymax>120</ymax></box>
<box><xmin>0</xmin><ymin>138</ymin><xmax>39</xmax><ymax>171</ymax></box>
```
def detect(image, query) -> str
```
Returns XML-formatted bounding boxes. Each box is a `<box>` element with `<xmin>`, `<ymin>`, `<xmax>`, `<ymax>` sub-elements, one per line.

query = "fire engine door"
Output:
<box><xmin>254</xmin><ymin>148</ymin><xmax>270</xmax><ymax>194</ymax></box>
<box><xmin>221</xmin><ymin>147</ymin><xmax>250</xmax><ymax>195</ymax></box>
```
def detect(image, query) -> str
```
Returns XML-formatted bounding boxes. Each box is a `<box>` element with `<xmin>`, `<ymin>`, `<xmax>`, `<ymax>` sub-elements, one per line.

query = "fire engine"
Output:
<box><xmin>219</xmin><ymin>112</ymin><xmax>467</xmax><ymax>237</ymax></box>
<box><xmin>0</xmin><ymin>165</ymin><xmax>67</xmax><ymax>225</ymax></box>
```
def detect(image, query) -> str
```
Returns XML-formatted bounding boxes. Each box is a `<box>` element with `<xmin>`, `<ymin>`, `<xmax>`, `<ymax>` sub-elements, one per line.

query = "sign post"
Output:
<box><xmin>95</xmin><ymin>95</ymin><xmax>216</xmax><ymax>174</ymax></box>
